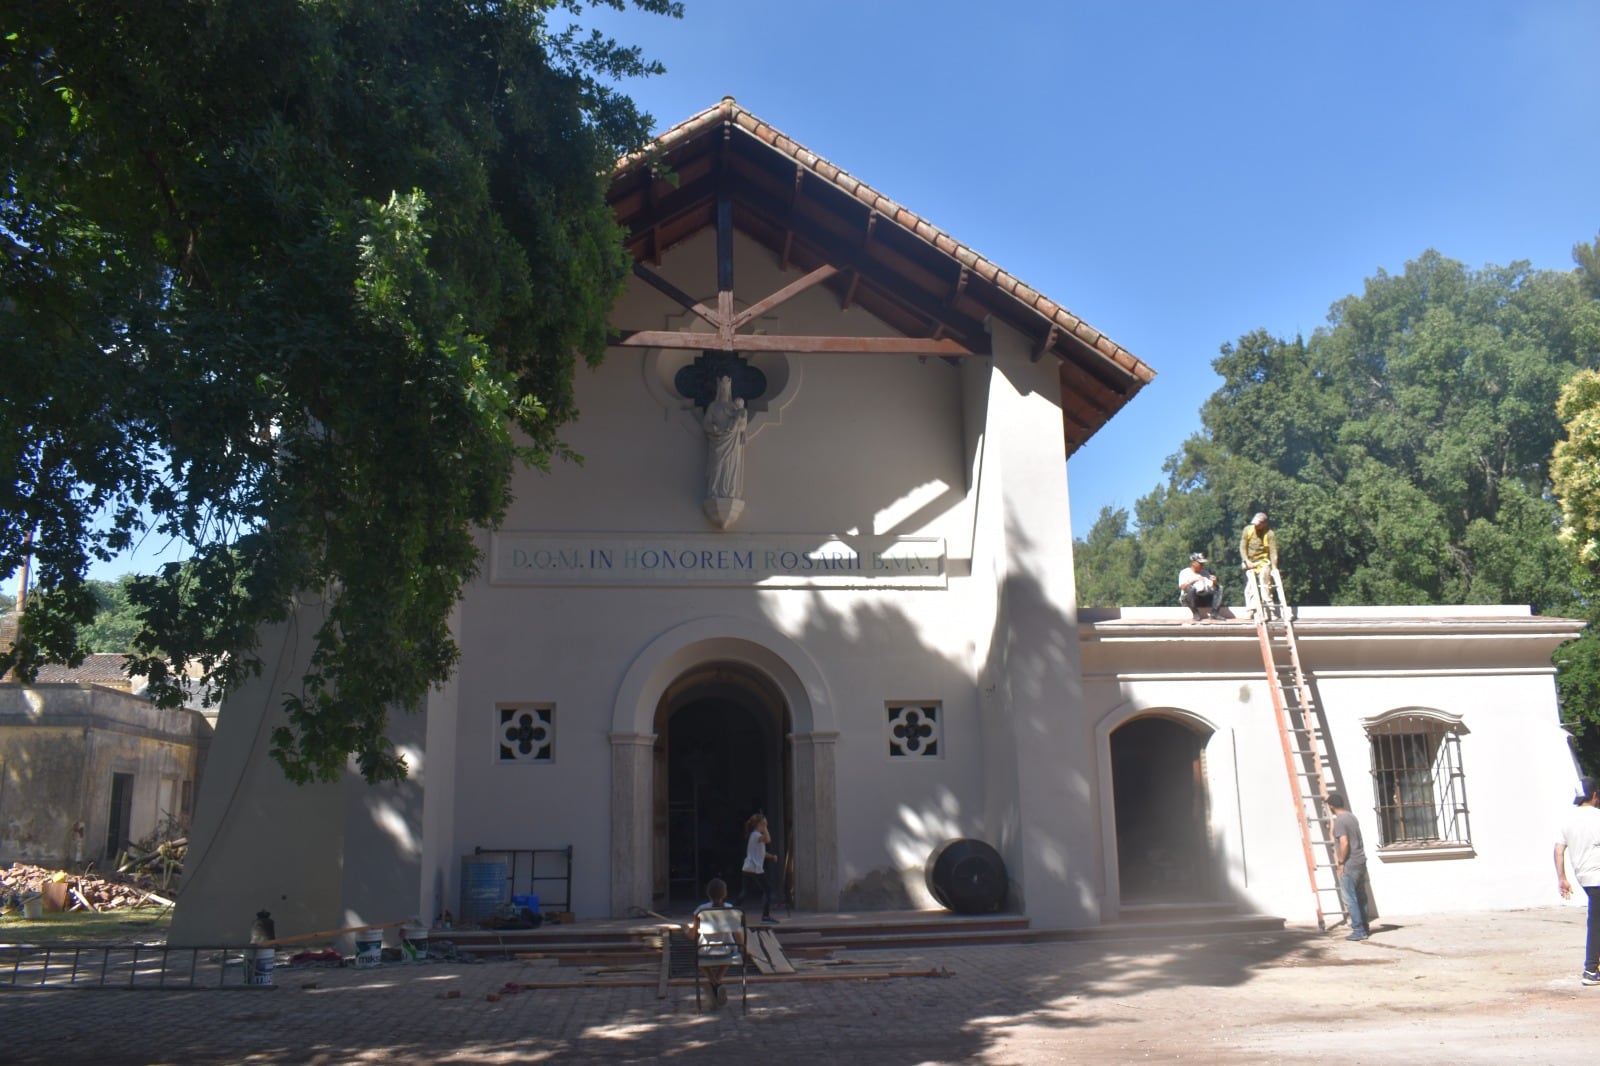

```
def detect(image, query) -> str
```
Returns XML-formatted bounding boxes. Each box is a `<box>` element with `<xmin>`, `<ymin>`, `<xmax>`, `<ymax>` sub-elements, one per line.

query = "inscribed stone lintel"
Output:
<box><xmin>490</xmin><ymin>533</ymin><xmax>946</xmax><ymax>589</ymax></box>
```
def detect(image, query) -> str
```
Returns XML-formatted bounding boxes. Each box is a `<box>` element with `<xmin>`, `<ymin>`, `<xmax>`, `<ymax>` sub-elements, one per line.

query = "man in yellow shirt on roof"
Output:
<box><xmin>1240</xmin><ymin>511</ymin><xmax>1279</xmax><ymax>616</ymax></box>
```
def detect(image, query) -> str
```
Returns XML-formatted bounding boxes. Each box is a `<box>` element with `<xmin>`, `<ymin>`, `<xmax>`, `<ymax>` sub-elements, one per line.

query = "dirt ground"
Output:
<box><xmin>967</xmin><ymin>904</ymin><xmax>1599</xmax><ymax>1065</ymax></box>
<box><xmin>1</xmin><ymin>904</ymin><xmax>1597</xmax><ymax>1064</ymax></box>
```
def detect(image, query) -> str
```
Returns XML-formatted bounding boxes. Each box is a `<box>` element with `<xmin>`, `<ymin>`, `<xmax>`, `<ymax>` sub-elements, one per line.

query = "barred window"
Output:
<box><xmin>1366</xmin><ymin>712</ymin><xmax>1469</xmax><ymax>848</ymax></box>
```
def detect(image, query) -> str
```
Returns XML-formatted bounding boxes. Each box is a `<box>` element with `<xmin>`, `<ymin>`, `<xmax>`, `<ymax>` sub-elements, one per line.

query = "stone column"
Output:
<box><xmin>790</xmin><ymin>731</ymin><xmax>839</xmax><ymax>911</ymax></box>
<box><xmin>609</xmin><ymin>732</ymin><xmax>656</xmax><ymax>917</ymax></box>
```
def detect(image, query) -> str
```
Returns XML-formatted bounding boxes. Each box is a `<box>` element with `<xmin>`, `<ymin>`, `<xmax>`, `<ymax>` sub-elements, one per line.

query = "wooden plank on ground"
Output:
<box><xmin>744</xmin><ymin>929</ymin><xmax>775</xmax><ymax>974</ymax></box>
<box><xmin>257</xmin><ymin>918</ymin><xmax>409</xmax><ymax>948</ymax></box>
<box><xmin>756</xmin><ymin>929</ymin><xmax>796</xmax><ymax>974</ymax></box>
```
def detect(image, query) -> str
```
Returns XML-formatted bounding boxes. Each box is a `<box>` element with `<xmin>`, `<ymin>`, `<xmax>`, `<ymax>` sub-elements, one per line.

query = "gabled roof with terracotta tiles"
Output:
<box><xmin>609</xmin><ymin>98</ymin><xmax>1156</xmax><ymax>454</ymax></box>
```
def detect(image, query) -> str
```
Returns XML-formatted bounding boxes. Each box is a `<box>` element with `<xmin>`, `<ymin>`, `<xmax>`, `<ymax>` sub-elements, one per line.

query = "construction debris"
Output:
<box><xmin>1</xmin><ymin>861</ymin><xmax>173</xmax><ymax>913</ymax></box>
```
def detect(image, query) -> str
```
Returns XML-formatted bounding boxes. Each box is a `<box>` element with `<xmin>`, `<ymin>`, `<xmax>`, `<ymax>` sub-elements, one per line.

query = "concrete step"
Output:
<box><xmin>433</xmin><ymin>905</ymin><xmax>1282</xmax><ymax>958</ymax></box>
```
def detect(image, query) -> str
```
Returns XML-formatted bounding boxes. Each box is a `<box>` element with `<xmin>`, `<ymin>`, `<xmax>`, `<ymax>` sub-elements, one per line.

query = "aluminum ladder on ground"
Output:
<box><xmin>0</xmin><ymin>942</ymin><xmax>274</xmax><ymax>989</ymax></box>
<box><xmin>1249</xmin><ymin>564</ymin><xmax>1347</xmax><ymax>931</ymax></box>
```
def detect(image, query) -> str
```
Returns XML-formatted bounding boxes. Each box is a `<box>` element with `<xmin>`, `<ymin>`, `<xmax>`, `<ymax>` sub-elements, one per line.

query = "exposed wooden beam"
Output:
<box><xmin>716</xmin><ymin>190</ymin><xmax>734</xmax><ymax>296</ymax></box>
<box><xmin>732</xmin><ymin>264</ymin><xmax>839</xmax><ymax>328</ymax></box>
<box><xmin>843</xmin><ymin>213</ymin><xmax>877</xmax><ymax>312</ymax></box>
<box><xmin>780</xmin><ymin>166</ymin><xmax>803</xmax><ymax>272</ymax></box>
<box><xmin>631</xmin><ymin>263</ymin><xmax>722</xmax><ymax>329</ymax></box>
<box><xmin>611</xmin><ymin>331</ymin><xmax>983</xmax><ymax>356</ymax></box>
<box><xmin>1032</xmin><ymin>325</ymin><xmax>1059</xmax><ymax>364</ymax></box>
<box><xmin>737</xmin><ymin>183</ymin><xmax>990</xmax><ymax>342</ymax></box>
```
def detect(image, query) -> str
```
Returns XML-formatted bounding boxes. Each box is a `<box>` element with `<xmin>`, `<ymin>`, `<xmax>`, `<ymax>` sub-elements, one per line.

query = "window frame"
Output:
<box><xmin>1361</xmin><ymin>709</ymin><xmax>1473</xmax><ymax>859</ymax></box>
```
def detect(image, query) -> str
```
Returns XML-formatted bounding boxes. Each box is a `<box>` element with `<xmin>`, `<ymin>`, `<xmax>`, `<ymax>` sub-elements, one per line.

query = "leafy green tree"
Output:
<box><xmin>1552</xmin><ymin>235</ymin><xmax>1600</xmax><ymax>772</ymax></box>
<box><xmin>1553</xmin><ymin>374</ymin><xmax>1600</xmax><ymax>571</ymax></box>
<box><xmin>1</xmin><ymin>0</ymin><xmax>680</xmax><ymax>782</ymax></box>
<box><xmin>1079</xmin><ymin>240</ymin><xmax>1600</xmax><ymax>768</ymax></box>
<box><xmin>1073</xmin><ymin>508</ymin><xmax>1142</xmax><ymax>608</ymax></box>
<box><xmin>77</xmin><ymin>576</ymin><xmax>148</xmax><ymax>656</ymax></box>
<box><xmin>1079</xmin><ymin>251</ymin><xmax>1596</xmax><ymax>614</ymax></box>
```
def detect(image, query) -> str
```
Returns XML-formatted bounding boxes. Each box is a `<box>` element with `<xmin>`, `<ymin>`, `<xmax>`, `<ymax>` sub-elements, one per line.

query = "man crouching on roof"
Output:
<box><xmin>1178</xmin><ymin>552</ymin><xmax>1222</xmax><ymax>622</ymax></box>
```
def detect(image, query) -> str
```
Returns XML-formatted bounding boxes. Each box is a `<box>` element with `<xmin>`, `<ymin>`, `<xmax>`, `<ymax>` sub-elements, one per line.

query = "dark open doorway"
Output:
<box><xmin>106</xmin><ymin>772</ymin><xmax>134</xmax><ymax>860</ymax></box>
<box><xmin>653</xmin><ymin>661</ymin><xmax>790</xmax><ymax>912</ymax></box>
<box><xmin>1110</xmin><ymin>715</ymin><xmax>1216</xmax><ymax>904</ymax></box>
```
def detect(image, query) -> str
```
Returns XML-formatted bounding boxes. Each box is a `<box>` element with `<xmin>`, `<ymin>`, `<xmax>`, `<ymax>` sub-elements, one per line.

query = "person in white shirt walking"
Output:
<box><xmin>1555</xmin><ymin>776</ymin><xmax>1600</xmax><ymax>985</ymax></box>
<box><xmin>736</xmin><ymin>812</ymin><xmax>779</xmax><ymax>924</ymax></box>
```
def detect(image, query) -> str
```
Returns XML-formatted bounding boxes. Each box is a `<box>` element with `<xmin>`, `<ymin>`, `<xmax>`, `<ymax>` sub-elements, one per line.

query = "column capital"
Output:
<box><xmin>789</xmin><ymin>730</ymin><xmax>840</xmax><ymax>746</ymax></box>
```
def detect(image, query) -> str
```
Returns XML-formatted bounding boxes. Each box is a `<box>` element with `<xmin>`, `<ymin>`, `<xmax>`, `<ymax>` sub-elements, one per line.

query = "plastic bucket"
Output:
<box><xmin>402</xmin><ymin>924</ymin><xmax>429</xmax><ymax>961</ymax></box>
<box><xmin>20</xmin><ymin>894</ymin><xmax>42</xmax><ymax>920</ymax></box>
<box><xmin>245</xmin><ymin>947</ymin><xmax>275</xmax><ymax>986</ymax></box>
<box><xmin>354</xmin><ymin>935</ymin><xmax>383</xmax><ymax>968</ymax></box>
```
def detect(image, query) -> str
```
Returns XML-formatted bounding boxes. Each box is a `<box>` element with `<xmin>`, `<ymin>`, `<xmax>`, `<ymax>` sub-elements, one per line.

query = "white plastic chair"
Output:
<box><xmin>692</xmin><ymin>906</ymin><xmax>747</xmax><ymax>1013</ymax></box>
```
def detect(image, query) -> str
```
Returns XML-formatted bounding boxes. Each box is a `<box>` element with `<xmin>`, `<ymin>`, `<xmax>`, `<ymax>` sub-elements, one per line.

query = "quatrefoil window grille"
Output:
<box><xmin>498</xmin><ymin>705</ymin><xmax>554</xmax><ymax>762</ymax></box>
<box><xmin>888</xmin><ymin>703</ymin><xmax>940</xmax><ymax>758</ymax></box>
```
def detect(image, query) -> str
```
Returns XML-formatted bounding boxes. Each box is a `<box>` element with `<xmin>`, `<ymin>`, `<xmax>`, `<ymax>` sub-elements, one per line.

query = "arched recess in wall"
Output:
<box><xmin>1094</xmin><ymin>701</ymin><xmax>1239</xmax><ymax>918</ymax></box>
<box><xmin>608</xmin><ymin>616</ymin><xmax>839</xmax><ymax>915</ymax></box>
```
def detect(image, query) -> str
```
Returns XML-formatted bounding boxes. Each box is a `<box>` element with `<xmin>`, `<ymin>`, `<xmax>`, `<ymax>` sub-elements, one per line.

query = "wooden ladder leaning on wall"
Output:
<box><xmin>1249</xmin><ymin>565</ymin><xmax>1348</xmax><ymax>932</ymax></box>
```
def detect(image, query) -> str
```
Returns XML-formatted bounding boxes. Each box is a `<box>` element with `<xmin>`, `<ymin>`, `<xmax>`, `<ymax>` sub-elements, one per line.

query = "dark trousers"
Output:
<box><xmin>1339</xmin><ymin>865</ymin><xmax>1370</xmax><ymax>935</ymax></box>
<box><xmin>738</xmin><ymin>869</ymin><xmax>771</xmax><ymax>918</ymax></box>
<box><xmin>1179</xmin><ymin>585</ymin><xmax>1221</xmax><ymax>616</ymax></box>
<box><xmin>1584</xmin><ymin>885</ymin><xmax>1600</xmax><ymax>971</ymax></box>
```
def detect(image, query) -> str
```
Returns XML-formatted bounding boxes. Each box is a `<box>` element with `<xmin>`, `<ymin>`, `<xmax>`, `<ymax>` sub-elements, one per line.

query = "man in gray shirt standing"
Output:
<box><xmin>1327</xmin><ymin>792</ymin><xmax>1370</xmax><ymax>941</ymax></box>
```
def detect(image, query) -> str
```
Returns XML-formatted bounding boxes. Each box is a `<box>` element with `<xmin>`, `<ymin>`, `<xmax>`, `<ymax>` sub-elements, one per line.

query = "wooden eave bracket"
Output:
<box><xmin>610</xmin><ymin>330</ymin><xmax>981</xmax><ymax>356</ymax></box>
<box><xmin>1032</xmin><ymin>324</ymin><xmax>1060</xmax><ymax>364</ymax></box>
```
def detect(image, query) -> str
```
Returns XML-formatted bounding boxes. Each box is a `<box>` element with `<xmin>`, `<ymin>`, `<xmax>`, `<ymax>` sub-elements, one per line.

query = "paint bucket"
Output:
<box><xmin>354</xmin><ymin>935</ymin><xmax>383</xmax><ymax>968</ymax></box>
<box><xmin>20</xmin><ymin>894</ymin><xmax>42</xmax><ymax>920</ymax></box>
<box><xmin>245</xmin><ymin>947</ymin><xmax>275</xmax><ymax>986</ymax></box>
<box><xmin>402</xmin><ymin>923</ymin><xmax>429</xmax><ymax>961</ymax></box>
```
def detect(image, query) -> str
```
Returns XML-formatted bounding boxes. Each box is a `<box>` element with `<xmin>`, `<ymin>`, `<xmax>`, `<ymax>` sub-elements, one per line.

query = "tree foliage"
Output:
<box><xmin>1</xmin><ymin>0</ymin><xmax>680</xmax><ymax>783</ymax></box>
<box><xmin>1077</xmin><ymin>243</ymin><xmax>1600</xmax><ymax>767</ymax></box>
<box><xmin>1079</xmin><ymin>249</ymin><xmax>1599</xmax><ymax>613</ymax></box>
<box><xmin>77</xmin><ymin>576</ymin><xmax>148</xmax><ymax>656</ymax></box>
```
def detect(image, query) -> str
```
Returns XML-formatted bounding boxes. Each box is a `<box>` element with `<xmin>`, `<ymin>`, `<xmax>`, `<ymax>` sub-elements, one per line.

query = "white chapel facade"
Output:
<box><xmin>171</xmin><ymin>101</ymin><xmax>1584</xmax><ymax>944</ymax></box>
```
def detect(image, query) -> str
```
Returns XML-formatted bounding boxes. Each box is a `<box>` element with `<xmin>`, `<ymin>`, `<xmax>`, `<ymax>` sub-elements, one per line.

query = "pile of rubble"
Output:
<box><xmin>2</xmin><ymin>856</ymin><xmax>177</xmax><ymax>912</ymax></box>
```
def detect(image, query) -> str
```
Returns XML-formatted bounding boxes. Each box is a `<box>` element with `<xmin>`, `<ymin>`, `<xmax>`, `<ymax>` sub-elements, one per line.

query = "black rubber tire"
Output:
<box><xmin>925</xmin><ymin>838</ymin><xmax>1007</xmax><ymax>914</ymax></box>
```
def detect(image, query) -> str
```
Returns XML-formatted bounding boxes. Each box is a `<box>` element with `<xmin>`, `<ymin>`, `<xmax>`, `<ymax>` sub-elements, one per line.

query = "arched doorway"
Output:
<box><xmin>651</xmin><ymin>661</ymin><xmax>791</xmax><ymax>910</ymax></box>
<box><xmin>1110</xmin><ymin>715</ymin><xmax>1216</xmax><ymax>904</ymax></box>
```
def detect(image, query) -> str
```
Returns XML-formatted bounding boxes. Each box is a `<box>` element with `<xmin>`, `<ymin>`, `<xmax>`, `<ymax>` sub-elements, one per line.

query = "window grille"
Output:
<box><xmin>887</xmin><ymin>703</ymin><xmax>941</xmax><ymax>758</ymax></box>
<box><xmin>1367</xmin><ymin>714</ymin><xmax>1469</xmax><ymax>847</ymax></box>
<box><xmin>498</xmin><ymin>704</ymin><xmax>554</xmax><ymax>763</ymax></box>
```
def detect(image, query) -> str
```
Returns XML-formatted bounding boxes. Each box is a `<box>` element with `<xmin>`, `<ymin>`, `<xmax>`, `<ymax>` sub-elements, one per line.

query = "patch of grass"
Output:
<box><xmin>0</xmin><ymin>907</ymin><xmax>172</xmax><ymax>944</ymax></box>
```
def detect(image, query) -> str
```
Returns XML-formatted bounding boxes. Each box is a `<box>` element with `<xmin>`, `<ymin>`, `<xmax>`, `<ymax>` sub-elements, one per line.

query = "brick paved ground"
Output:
<box><xmin>2</xmin><ymin>905</ymin><xmax>1596</xmax><ymax>1065</ymax></box>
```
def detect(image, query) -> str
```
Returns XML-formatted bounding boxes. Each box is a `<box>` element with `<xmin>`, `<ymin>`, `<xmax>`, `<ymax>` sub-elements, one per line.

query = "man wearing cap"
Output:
<box><xmin>1240</xmin><ymin>511</ymin><xmax>1279</xmax><ymax>616</ymax></box>
<box><xmin>1177</xmin><ymin>552</ymin><xmax>1222</xmax><ymax>622</ymax></box>
<box><xmin>1555</xmin><ymin>777</ymin><xmax>1600</xmax><ymax>985</ymax></box>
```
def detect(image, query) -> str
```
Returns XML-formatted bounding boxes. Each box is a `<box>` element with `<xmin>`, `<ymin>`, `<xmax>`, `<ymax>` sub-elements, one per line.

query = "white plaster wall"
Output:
<box><xmin>1316</xmin><ymin>672</ymin><xmax>1578</xmax><ymax>917</ymax></box>
<box><xmin>1086</xmin><ymin>674</ymin><xmax>1315</xmax><ymax>921</ymax></box>
<box><xmin>169</xmin><ymin>603</ymin><xmax>346</xmax><ymax>947</ymax></box>
<box><xmin>446</xmin><ymin>231</ymin><xmax>992</xmax><ymax>916</ymax></box>
<box><xmin>967</xmin><ymin>320</ymin><xmax>1097</xmax><ymax>929</ymax></box>
<box><xmin>1083</xmin><ymin>613</ymin><xmax>1583</xmax><ymax>925</ymax></box>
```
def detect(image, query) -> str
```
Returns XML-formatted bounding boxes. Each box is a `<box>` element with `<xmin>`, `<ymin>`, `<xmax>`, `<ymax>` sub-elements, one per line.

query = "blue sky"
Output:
<box><xmin>64</xmin><ymin>0</ymin><xmax>1600</xmax><ymax>583</ymax></box>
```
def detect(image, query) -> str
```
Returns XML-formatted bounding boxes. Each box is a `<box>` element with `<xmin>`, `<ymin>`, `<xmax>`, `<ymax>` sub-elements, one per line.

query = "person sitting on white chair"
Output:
<box><xmin>692</xmin><ymin>877</ymin><xmax>747</xmax><ymax>1010</ymax></box>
